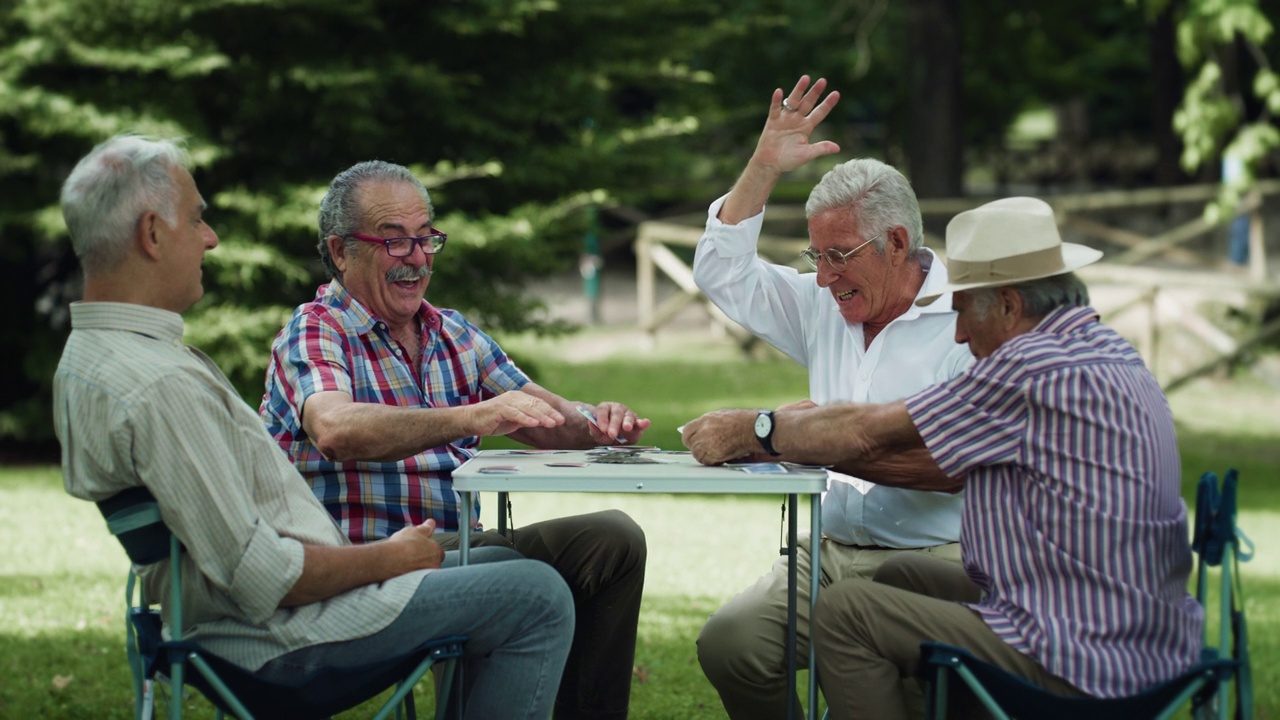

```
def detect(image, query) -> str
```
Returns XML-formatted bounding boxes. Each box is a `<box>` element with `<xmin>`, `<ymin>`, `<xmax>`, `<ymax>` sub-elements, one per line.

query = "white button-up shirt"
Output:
<box><xmin>694</xmin><ymin>196</ymin><xmax>973</xmax><ymax>547</ymax></box>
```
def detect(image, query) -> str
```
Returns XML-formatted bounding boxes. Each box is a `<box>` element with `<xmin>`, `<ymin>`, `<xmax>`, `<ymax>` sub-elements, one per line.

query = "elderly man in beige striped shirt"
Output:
<box><xmin>52</xmin><ymin>134</ymin><xmax>575</xmax><ymax>719</ymax></box>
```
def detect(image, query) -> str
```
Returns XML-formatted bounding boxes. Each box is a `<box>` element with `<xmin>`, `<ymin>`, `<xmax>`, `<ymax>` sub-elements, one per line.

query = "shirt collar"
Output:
<box><xmin>318</xmin><ymin>281</ymin><xmax>442</xmax><ymax>334</ymax></box>
<box><xmin>69</xmin><ymin>301</ymin><xmax>185</xmax><ymax>344</ymax></box>
<box><xmin>891</xmin><ymin>248</ymin><xmax>953</xmax><ymax>322</ymax></box>
<box><xmin>1032</xmin><ymin>305</ymin><xmax>1100</xmax><ymax>334</ymax></box>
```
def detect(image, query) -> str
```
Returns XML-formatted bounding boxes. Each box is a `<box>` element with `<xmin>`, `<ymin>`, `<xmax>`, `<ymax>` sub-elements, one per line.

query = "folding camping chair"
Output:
<box><xmin>99</xmin><ymin>485</ymin><xmax>467</xmax><ymax>720</ymax></box>
<box><xmin>919</xmin><ymin>468</ymin><xmax>1254</xmax><ymax>720</ymax></box>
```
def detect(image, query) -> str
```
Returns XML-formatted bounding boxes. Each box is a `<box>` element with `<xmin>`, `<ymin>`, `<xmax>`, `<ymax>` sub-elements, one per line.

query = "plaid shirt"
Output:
<box><xmin>906</xmin><ymin>306</ymin><xmax>1202</xmax><ymax>697</ymax></box>
<box><xmin>261</xmin><ymin>281</ymin><xmax>529</xmax><ymax>542</ymax></box>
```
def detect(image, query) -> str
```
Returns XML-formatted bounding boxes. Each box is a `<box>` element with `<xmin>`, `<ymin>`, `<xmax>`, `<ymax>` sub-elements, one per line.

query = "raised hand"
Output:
<box><xmin>749</xmin><ymin>75</ymin><xmax>842</xmax><ymax>176</ymax></box>
<box><xmin>718</xmin><ymin>75</ymin><xmax>842</xmax><ymax>225</ymax></box>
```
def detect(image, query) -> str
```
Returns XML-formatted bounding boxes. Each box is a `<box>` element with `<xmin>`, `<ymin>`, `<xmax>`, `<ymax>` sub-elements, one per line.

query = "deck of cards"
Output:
<box><xmin>585</xmin><ymin>446</ymin><xmax>659</xmax><ymax>464</ymax></box>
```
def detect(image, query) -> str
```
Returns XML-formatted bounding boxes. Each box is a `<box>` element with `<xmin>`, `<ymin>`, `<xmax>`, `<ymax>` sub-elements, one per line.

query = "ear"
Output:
<box><xmin>885</xmin><ymin>225</ymin><xmax>910</xmax><ymax>265</ymax></box>
<box><xmin>136</xmin><ymin>210</ymin><xmax>165</xmax><ymax>262</ymax></box>
<box><xmin>327</xmin><ymin>235</ymin><xmax>350</xmax><ymax>274</ymax></box>
<box><xmin>997</xmin><ymin>286</ymin><xmax>1024</xmax><ymax>329</ymax></box>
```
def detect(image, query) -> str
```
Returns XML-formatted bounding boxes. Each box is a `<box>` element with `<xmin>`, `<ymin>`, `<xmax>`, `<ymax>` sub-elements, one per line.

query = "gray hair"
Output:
<box><xmin>59</xmin><ymin>135</ymin><xmax>190</xmax><ymax>275</ymax></box>
<box><xmin>317</xmin><ymin>160</ymin><xmax>434</xmax><ymax>279</ymax></box>
<box><xmin>970</xmin><ymin>272</ymin><xmax>1091</xmax><ymax>319</ymax></box>
<box><xmin>804</xmin><ymin>158</ymin><xmax>924</xmax><ymax>255</ymax></box>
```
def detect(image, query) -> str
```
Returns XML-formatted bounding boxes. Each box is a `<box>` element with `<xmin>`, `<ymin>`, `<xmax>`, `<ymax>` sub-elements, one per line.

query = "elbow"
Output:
<box><xmin>308</xmin><ymin>421</ymin><xmax>359</xmax><ymax>462</ymax></box>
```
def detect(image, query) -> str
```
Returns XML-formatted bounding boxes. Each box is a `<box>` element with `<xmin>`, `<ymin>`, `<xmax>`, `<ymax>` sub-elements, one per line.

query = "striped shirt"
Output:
<box><xmin>260</xmin><ymin>281</ymin><xmax>529</xmax><ymax>541</ymax></box>
<box><xmin>54</xmin><ymin>302</ymin><xmax>423</xmax><ymax>671</ymax></box>
<box><xmin>905</xmin><ymin>305</ymin><xmax>1203</xmax><ymax>698</ymax></box>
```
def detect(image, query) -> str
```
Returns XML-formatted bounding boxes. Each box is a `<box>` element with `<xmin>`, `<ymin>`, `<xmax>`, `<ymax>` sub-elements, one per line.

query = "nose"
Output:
<box><xmin>203</xmin><ymin>223</ymin><xmax>219</xmax><ymax>249</ymax></box>
<box><xmin>815</xmin><ymin>262</ymin><xmax>840</xmax><ymax>288</ymax></box>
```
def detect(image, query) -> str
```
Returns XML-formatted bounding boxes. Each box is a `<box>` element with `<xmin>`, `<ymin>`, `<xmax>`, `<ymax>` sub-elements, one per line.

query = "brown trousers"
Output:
<box><xmin>437</xmin><ymin>509</ymin><xmax>646</xmax><ymax>720</ymax></box>
<box><xmin>813</xmin><ymin>553</ymin><xmax>1083</xmax><ymax>720</ymax></box>
<box><xmin>696</xmin><ymin>535</ymin><xmax>962</xmax><ymax>720</ymax></box>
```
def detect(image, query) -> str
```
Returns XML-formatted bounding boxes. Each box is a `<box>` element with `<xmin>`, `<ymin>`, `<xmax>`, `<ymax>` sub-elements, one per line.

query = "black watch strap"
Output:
<box><xmin>755</xmin><ymin>410</ymin><xmax>781</xmax><ymax>456</ymax></box>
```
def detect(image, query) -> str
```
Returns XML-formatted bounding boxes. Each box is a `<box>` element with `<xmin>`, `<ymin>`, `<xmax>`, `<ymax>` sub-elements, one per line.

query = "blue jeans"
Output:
<box><xmin>257</xmin><ymin>547</ymin><xmax>574</xmax><ymax>719</ymax></box>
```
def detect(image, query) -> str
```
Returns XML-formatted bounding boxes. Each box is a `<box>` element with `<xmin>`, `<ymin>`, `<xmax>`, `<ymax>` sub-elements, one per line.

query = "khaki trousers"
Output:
<box><xmin>814</xmin><ymin>553</ymin><xmax>1083</xmax><ymax>720</ymax></box>
<box><xmin>437</xmin><ymin>509</ymin><xmax>646</xmax><ymax>720</ymax></box>
<box><xmin>696</xmin><ymin>534</ymin><xmax>962</xmax><ymax>720</ymax></box>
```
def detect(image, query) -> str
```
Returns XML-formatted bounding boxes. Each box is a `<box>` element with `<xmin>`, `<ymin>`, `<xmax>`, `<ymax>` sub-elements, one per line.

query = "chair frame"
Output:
<box><xmin>102</xmin><ymin>488</ymin><xmax>465</xmax><ymax>720</ymax></box>
<box><xmin>920</xmin><ymin>468</ymin><xmax>1252</xmax><ymax>720</ymax></box>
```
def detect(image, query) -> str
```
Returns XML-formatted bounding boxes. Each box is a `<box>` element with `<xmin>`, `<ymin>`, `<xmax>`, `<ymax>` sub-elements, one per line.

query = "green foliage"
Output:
<box><xmin>7</xmin><ymin>0</ymin><xmax>1273</xmax><ymax>447</ymax></box>
<box><xmin>1143</xmin><ymin>0</ymin><xmax>1280</xmax><ymax>218</ymax></box>
<box><xmin>2</xmin><ymin>0</ymin><xmax>728</xmax><ymax>441</ymax></box>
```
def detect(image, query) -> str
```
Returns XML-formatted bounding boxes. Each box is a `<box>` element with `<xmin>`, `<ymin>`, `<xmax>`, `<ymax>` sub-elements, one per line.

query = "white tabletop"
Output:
<box><xmin>452</xmin><ymin>448</ymin><xmax>829</xmax><ymax>494</ymax></box>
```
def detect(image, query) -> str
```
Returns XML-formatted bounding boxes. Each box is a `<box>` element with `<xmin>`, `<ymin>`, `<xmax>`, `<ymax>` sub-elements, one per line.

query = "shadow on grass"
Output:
<box><xmin>632</xmin><ymin>594</ymin><xmax>823</xmax><ymax>720</ymax></box>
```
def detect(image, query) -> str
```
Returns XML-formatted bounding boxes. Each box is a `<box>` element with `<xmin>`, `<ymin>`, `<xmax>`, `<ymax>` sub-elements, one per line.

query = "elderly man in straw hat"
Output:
<box><xmin>682</xmin><ymin>196</ymin><xmax>1204</xmax><ymax>718</ymax></box>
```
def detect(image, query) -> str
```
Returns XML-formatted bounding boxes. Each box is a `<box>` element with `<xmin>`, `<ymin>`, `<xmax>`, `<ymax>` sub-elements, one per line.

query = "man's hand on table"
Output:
<box><xmin>681</xmin><ymin>409</ymin><xmax>768</xmax><ymax>465</ymax></box>
<box><xmin>588</xmin><ymin>401</ymin><xmax>651</xmax><ymax>446</ymax></box>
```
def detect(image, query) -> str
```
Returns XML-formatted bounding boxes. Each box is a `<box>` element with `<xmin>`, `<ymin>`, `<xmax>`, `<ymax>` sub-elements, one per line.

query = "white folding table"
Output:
<box><xmin>453</xmin><ymin>448</ymin><xmax>827</xmax><ymax>720</ymax></box>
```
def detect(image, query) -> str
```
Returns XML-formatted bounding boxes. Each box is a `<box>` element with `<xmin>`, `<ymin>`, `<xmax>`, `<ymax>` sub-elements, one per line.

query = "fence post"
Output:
<box><xmin>634</xmin><ymin>230</ymin><xmax>655</xmax><ymax>350</ymax></box>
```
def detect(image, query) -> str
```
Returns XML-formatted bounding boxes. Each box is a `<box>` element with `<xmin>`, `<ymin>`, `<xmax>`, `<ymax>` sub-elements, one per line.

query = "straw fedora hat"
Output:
<box><xmin>917</xmin><ymin>196</ymin><xmax>1103</xmax><ymax>306</ymax></box>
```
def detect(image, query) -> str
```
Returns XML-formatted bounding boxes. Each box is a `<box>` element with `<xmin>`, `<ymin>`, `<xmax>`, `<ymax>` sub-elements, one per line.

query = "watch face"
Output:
<box><xmin>755</xmin><ymin>412</ymin><xmax>772</xmax><ymax>438</ymax></box>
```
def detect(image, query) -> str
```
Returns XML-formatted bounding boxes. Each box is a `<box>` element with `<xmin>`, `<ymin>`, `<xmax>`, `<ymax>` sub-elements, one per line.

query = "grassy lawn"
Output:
<box><xmin>1</xmin><ymin>346</ymin><xmax>1276</xmax><ymax>718</ymax></box>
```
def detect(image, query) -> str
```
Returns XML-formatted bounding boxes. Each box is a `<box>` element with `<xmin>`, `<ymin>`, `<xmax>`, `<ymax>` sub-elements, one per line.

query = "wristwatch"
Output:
<box><xmin>754</xmin><ymin>410</ymin><xmax>781</xmax><ymax>456</ymax></box>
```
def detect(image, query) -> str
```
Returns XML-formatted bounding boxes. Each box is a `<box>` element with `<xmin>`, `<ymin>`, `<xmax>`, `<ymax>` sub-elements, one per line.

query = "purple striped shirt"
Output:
<box><xmin>905</xmin><ymin>305</ymin><xmax>1203</xmax><ymax>698</ymax></box>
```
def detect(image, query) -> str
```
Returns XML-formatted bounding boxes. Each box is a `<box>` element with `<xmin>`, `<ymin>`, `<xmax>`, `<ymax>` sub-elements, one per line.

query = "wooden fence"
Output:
<box><xmin>633</xmin><ymin>181</ymin><xmax>1280</xmax><ymax>391</ymax></box>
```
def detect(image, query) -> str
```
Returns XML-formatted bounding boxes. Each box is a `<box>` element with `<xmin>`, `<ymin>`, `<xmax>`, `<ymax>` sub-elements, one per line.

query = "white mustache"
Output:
<box><xmin>386</xmin><ymin>265</ymin><xmax>432</xmax><ymax>282</ymax></box>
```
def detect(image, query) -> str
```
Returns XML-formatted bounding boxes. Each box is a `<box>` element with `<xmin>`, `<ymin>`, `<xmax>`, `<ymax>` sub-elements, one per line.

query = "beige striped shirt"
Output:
<box><xmin>54</xmin><ymin>302</ymin><xmax>424</xmax><ymax>671</ymax></box>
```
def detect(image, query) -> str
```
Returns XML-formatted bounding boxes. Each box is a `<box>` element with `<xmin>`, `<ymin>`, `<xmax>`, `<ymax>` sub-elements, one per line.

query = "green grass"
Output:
<box><xmin>2</xmin><ymin>352</ymin><xmax>1277</xmax><ymax>718</ymax></box>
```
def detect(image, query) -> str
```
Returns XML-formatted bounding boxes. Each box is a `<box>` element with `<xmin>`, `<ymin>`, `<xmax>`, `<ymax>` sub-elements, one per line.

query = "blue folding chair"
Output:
<box><xmin>99</xmin><ymin>486</ymin><xmax>467</xmax><ymax>720</ymax></box>
<box><xmin>920</xmin><ymin>468</ymin><xmax>1253</xmax><ymax>720</ymax></box>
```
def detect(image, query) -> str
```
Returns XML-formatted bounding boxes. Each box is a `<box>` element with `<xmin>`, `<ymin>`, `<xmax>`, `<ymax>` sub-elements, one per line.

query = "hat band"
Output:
<box><xmin>948</xmin><ymin>245</ymin><xmax>1065</xmax><ymax>285</ymax></box>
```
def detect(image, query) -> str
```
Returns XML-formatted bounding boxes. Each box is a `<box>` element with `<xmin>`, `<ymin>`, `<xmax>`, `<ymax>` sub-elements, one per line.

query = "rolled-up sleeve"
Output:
<box><xmin>692</xmin><ymin>194</ymin><xmax>812</xmax><ymax>363</ymax></box>
<box><xmin>277</xmin><ymin>311</ymin><xmax>354</xmax><ymax>413</ymax></box>
<box><xmin>134</xmin><ymin>372</ymin><xmax>307</xmax><ymax>620</ymax></box>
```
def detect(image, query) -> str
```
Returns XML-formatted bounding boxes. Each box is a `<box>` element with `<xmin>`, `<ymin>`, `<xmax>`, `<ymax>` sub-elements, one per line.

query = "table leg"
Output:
<box><xmin>786</xmin><ymin>493</ymin><xmax>799</xmax><ymax>720</ymax></box>
<box><xmin>809</xmin><ymin>493</ymin><xmax>822</xmax><ymax>720</ymax></box>
<box><xmin>460</xmin><ymin>490</ymin><xmax>472</xmax><ymax>565</ymax></box>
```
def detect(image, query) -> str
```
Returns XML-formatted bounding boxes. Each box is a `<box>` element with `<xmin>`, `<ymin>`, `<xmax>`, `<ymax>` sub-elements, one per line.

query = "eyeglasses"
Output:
<box><xmin>349</xmin><ymin>230</ymin><xmax>447</xmax><ymax>258</ymax></box>
<box><xmin>800</xmin><ymin>232</ymin><xmax>882</xmax><ymax>271</ymax></box>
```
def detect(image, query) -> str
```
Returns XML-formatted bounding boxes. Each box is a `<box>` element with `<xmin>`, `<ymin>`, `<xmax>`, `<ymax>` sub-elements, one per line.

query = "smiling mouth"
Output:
<box><xmin>837</xmin><ymin>289</ymin><xmax>857</xmax><ymax>301</ymax></box>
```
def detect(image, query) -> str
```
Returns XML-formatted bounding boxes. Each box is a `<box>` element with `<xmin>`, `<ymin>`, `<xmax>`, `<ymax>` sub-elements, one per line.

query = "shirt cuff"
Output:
<box><xmin>227</xmin><ymin>525</ymin><xmax>305</xmax><ymax>624</ymax></box>
<box><xmin>704</xmin><ymin>194</ymin><xmax>768</xmax><ymax>258</ymax></box>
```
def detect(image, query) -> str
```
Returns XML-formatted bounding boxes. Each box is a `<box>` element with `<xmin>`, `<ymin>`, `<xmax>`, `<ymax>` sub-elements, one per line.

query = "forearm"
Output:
<box><xmin>281</xmin><ymin>542</ymin><xmax>413</xmax><ymax>607</ymax></box>
<box><xmin>308</xmin><ymin>401</ymin><xmax>477</xmax><ymax>462</ymax></box>
<box><xmin>718</xmin><ymin>160</ymin><xmax>781</xmax><ymax>225</ymax></box>
<box><xmin>773</xmin><ymin>403</ymin><xmax>956</xmax><ymax>492</ymax></box>
<box><xmin>831</xmin><ymin>448</ymin><xmax>963</xmax><ymax>493</ymax></box>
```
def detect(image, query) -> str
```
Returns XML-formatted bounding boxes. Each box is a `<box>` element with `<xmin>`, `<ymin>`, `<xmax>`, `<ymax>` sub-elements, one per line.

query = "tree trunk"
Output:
<box><xmin>906</xmin><ymin>0</ymin><xmax>963</xmax><ymax>198</ymax></box>
<box><xmin>1149</xmin><ymin>0</ymin><xmax>1185</xmax><ymax>185</ymax></box>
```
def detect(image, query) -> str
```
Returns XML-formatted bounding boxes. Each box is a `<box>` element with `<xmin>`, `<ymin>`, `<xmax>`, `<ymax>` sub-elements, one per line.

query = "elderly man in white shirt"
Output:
<box><xmin>691</xmin><ymin>76</ymin><xmax>974</xmax><ymax>720</ymax></box>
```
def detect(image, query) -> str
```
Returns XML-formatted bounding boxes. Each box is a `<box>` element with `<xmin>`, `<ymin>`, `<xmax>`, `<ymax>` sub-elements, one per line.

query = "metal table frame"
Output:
<box><xmin>453</xmin><ymin>449</ymin><xmax>826</xmax><ymax>720</ymax></box>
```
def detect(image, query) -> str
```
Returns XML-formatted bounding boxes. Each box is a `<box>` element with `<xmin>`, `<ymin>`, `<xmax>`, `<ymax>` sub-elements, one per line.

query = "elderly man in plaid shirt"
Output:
<box><xmin>261</xmin><ymin>160</ymin><xmax>648</xmax><ymax>720</ymax></box>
